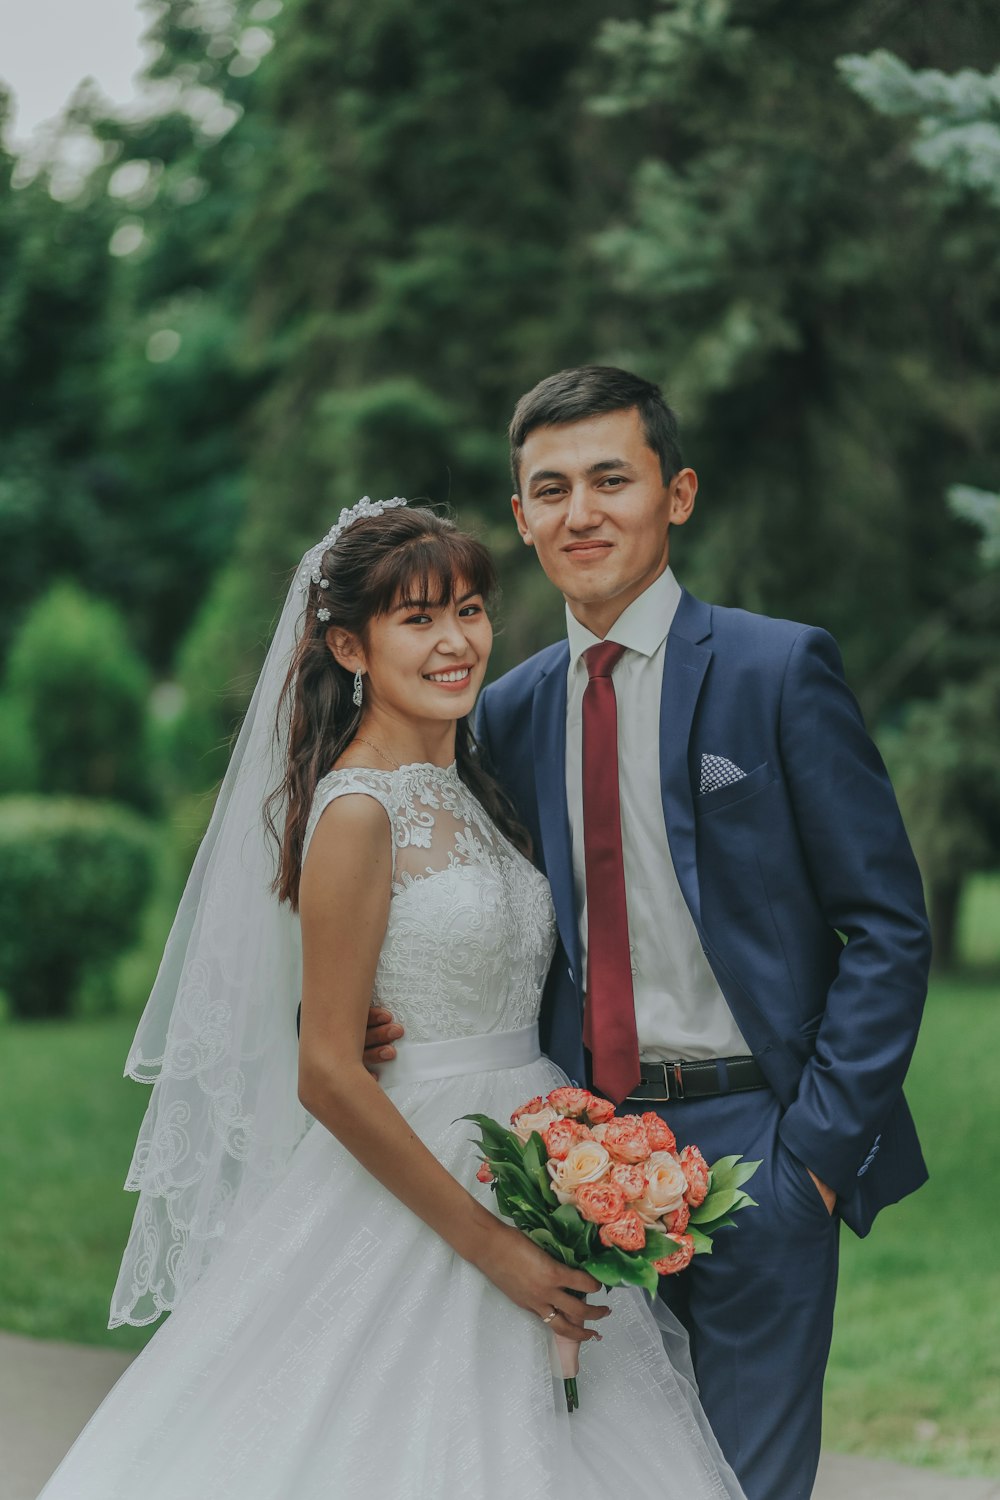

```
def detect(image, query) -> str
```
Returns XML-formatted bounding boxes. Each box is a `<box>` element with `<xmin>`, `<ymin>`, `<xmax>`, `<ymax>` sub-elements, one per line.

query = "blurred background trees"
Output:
<box><xmin>1</xmin><ymin>0</ymin><xmax>999</xmax><ymax>1004</ymax></box>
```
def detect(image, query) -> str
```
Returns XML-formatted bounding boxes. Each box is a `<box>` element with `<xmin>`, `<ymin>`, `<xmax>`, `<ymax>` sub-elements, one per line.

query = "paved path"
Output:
<box><xmin>2</xmin><ymin>1330</ymin><xmax>997</xmax><ymax>1500</ymax></box>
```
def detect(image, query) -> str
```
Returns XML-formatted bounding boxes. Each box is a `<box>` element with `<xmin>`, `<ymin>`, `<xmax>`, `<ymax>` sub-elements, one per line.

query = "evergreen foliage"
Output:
<box><xmin>4</xmin><ymin>583</ymin><xmax>154</xmax><ymax>809</ymax></box>
<box><xmin>0</xmin><ymin>796</ymin><xmax>155</xmax><ymax>1019</ymax></box>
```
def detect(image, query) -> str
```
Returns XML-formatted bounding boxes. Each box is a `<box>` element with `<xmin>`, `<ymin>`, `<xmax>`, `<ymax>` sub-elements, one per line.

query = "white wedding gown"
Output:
<box><xmin>39</xmin><ymin>763</ymin><xmax>743</xmax><ymax>1500</ymax></box>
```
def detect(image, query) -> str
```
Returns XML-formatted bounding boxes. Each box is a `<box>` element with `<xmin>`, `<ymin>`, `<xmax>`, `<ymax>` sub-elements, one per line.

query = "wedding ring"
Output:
<box><xmin>541</xmin><ymin>1308</ymin><xmax>558</xmax><ymax>1325</ymax></box>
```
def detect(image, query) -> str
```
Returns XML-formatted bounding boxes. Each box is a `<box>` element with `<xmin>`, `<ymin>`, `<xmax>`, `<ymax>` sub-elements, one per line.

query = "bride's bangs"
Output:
<box><xmin>370</xmin><ymin>530</ymin><xmax>498</xmax><ymax>616</ymax></box>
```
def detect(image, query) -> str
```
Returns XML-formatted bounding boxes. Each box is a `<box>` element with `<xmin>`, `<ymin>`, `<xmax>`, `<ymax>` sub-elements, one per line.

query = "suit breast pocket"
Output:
<box><xmin>694</xmin><ymin>760</ymin><xmax>774</xmax><ymax>816</ymax></box>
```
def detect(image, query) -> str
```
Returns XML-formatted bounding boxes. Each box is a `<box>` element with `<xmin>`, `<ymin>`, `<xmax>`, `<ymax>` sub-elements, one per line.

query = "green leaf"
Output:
<box><xmin>688</xmin><ymin>1226</ymin><xmax>713</xmax><ymax>1255</ymax></box>
<box><xmin>688</xmin><ymin>1214</ymin><xmax>736</xmax><ymax>1238</ymax></box>
<box><xmin>641</xmin><ymin>1227</ymin><xmax>673</xmax><ymax>1261</ymax></box>
<box><xmin>583</xmin><ymin>1245</ymin><xmax>659</xmax><ymax>1293</ymax></box>
<box><xmin>689</xmin><ymin>1186</ymin><xmax>740</xmax><ymax>1223</ymax></box>
<box><xmin>704</xmin><ymin>1154</ymin><xmax>761</xmax><ymax>1197</ymax></box>
<box><xmin>731</xmin><ymin>1158</ymin><xmax>762</xmax><ymax>1188</ymax></box>
<box><xmin>583</xmin><ymin>1251</ymin><xmax>630</xmax><ymax>1287</ymax></box>
<box><xmin>528</xmin><ymin>1227</ymin><xmax>580</xmax><ymax>1266</ymax></box>
<box><xmin>549</xmin><ymin>1203</ymin><xmax>596</xmax><ymax>1257</ymax></box>
<box><xmin>521</xmin><ymin>1130</ymin><xmax>558</xmax><ymax>1206</ymax></box>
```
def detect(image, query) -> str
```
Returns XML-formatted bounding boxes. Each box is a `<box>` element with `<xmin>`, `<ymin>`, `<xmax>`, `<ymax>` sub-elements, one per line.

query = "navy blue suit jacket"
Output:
<box><xmin>476</xmin><ymin>589</ymin><xmax>931</xmax><ymax>1237</ymax></box>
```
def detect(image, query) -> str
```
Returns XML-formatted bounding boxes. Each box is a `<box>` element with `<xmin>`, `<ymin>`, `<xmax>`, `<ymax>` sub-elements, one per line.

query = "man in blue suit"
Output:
<box><xmin>368</xmin><ymin>365</ymin><xmax>931</xmax><ymax>1499</ymax></box>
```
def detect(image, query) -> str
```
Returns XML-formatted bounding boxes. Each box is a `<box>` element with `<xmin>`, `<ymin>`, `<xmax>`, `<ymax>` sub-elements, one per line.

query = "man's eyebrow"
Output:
<box><xmin>527</xmin><ymin>458</ymin><xmax>635</xmax><ymax>487</ymax></box>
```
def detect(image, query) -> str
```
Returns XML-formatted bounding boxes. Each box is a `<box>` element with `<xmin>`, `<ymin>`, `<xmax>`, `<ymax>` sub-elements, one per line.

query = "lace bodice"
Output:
<box><xmin>303</xmin><ymin>763</ymin><xmax>557</xmax><ymax>1042</ymax></box>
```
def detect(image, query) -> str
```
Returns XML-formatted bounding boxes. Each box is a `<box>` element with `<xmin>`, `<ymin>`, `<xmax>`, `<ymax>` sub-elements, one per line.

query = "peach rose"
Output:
<box><xmin>680</xmin><ymin>1144</ymin><xmax>711</xmax><ymax>1208</ymax></box>
<box><xmin>510</xmin><ymin>1096</ymin><xmax>545</xmax><ymax>1121</ymax></box>
<box><xmin>589</xmin><ymin>1123</ymin><xmax>609</xmax><ymax>1143</ymax></box>
<box><xmin>601</xmin><ymin>1116</ymin><xmax>652</xmax><ymax>1164</ymax></box>
<box><xmin>547</xmin><ymin>1086</ymin><xmax>594</xmax><ymax>1117</ymax></box>
<box><xmin>664</xmin><ymin>1200</ymin><xmax>690</xmax><ymax>1235</ymax></box>
<box><xmin>510</xmin><ymin>1106</ymin><xmax>560</xmax><ymax>1144</ymax></box>
<box><xmin>653</xmin><ymin>1233</ymin><xmax>695</xmax><ymax>1276</ymax></box>
<box><xmin>547</xmin><ymin>1139</ymin><xmax>613</xmax><ymax>1204</ymax></box>
<box><xmin>575</xmin><ymin>1180</ymin><xmax>627</xmax><ymax>1225</ymax></box>
<box><xmin>610</xmin><ymin>1163</ymin><xmax>649</xmax><ymax>1201</ymax></box>
<box><xmin>598</xmin><ymin>1210</ymin><xmax>647</xmax><ymax>1252</ymax></box>
<box><xmin>476</xmin><ymin>1161</ymin><xmax>494</xmax><ymax>1184</ymax></box>
<box><xmin>632</xmin><ymin>1151</ymin><xmax>688</xmax><ymax>1225</ymax></box>
<box><xmin>585</xmin><ymin>1095</ymin><xmax>617</xmax><ymax>1125</ymax></box>
<box><xmin>641</xmin><ymin>1112</ymin><xmax>677</xmax><ymax>1153</ymax></box>
<box><xmin>542</xmin><ymin>1118</ymin><xmax>592</xmax><ymax>1161</ymax></box>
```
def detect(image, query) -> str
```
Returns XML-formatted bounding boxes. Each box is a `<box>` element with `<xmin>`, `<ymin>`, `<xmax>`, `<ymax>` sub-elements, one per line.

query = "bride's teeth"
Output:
<box><xmin>428</xmin><ymin>669</ymin><xmax>470</xmax><ymax>683</ymax></box>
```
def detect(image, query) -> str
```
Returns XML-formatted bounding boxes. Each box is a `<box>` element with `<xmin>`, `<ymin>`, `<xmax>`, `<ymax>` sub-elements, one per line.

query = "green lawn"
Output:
<box><xmin>1</xmin><ymin>976</ymin><xmax>998</xmax><ymax>1472</ymax></box>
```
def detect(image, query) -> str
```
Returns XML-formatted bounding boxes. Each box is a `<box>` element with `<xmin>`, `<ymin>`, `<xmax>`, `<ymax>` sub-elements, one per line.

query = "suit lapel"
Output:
<box><xmin>531</xmin><ymin>650</ymin><xmax>582</xmax><ymax>981</ymax></box>
<box><xmin>660</xmin><ymin>592</ymin><xmax>713</xmax><ymax>928</ymax></box>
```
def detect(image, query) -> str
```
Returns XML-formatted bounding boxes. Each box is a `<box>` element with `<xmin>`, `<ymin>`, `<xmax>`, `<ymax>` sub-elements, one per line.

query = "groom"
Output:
<box><xmin>368</xmin><ymin>365</ymin><xmax>931</xmax><ymax>1500</ymax></box>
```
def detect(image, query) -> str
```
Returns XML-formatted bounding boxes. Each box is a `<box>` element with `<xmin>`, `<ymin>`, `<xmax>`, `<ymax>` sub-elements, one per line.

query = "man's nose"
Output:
<box><xmin>565</xmin><ymin>484</ymin><xmax>601</xmax><ymax>530</ymax></box>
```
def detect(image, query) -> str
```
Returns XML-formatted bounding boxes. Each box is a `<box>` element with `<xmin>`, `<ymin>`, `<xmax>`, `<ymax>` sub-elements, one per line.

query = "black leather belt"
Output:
<box><xmin>625</xmin><ymin>1055</ymin><xmax>767</xmax><ymax>1103</ymax></box>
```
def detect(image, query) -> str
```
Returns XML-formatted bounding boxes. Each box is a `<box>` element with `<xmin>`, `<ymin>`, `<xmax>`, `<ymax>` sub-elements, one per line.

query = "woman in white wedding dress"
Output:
<box><xmin>38</xmin><ymin>501</ymin><xmax>744</xmax><ymax>1500</ymax></box>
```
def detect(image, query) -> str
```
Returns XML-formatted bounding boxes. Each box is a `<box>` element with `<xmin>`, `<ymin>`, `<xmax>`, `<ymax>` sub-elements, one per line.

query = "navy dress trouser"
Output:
<box><xmin>647</xmin><ymin>1088</ymin><xmax>840</xmax><ymax>1500</ymax></box>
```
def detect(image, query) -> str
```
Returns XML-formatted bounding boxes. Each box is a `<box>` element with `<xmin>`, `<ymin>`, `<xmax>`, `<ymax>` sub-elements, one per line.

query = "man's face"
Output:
<box><xmin>511</xmin><ymin>407</ymin><xmax>696</xmax><ymax>633</ymax></box>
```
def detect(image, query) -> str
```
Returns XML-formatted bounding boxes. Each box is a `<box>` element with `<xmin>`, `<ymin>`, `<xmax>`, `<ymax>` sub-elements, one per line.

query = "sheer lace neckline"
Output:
<box><xmin>330</xmin><ymin>760</ymin><xmax>458</xmax><ymax>778</ymax></box>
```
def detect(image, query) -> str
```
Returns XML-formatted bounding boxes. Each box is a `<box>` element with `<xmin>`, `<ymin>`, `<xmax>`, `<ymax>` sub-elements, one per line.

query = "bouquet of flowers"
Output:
<box><xmin>465</xmin><ymin>1085</ymin><xmax>759</xmax><ymax>1411</ymax></box>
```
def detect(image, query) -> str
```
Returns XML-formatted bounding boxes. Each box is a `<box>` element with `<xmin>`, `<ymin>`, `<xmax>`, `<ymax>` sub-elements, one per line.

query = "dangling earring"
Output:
<box><xmin>353</xmin><ymin>669</ymin><xmax>364</xmax><ymax>708</ymax></box>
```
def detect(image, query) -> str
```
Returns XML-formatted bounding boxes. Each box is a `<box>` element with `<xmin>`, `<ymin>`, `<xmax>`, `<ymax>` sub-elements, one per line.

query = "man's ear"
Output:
<box><xmin>511</xmin><ymin>493</ymin><xmax>535</xmax><ymax>547</ymax></box>
<box><xmin>326</xmin><ymin>627</ymin><xmax>365</xmax><ymax>674</ymax></box>
<box><xmin>668</xmin><ymin>468</ymin><xmax>698</xmax><ymax>529</ymax></box>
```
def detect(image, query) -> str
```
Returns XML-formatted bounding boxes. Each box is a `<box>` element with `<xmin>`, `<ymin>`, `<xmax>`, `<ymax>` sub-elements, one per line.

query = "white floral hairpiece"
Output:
<box><xmin>297</xmin><ymin>495</ymin><xmax>408</xmax><ymax>595</ymax></box>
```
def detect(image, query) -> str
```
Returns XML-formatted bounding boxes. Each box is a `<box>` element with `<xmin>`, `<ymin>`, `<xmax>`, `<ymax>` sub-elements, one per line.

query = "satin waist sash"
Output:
<box><xmin>377</xmin><ymin>1024</ymin><xmax>542</xmax><ymax>1088</ymax></box>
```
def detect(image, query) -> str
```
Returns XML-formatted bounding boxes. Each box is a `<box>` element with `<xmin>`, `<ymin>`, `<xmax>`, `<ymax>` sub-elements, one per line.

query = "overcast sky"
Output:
<box><xmin>1</xmin><ymin>0</ymin><xmax>149</xmax><ymax>147</ymax></box>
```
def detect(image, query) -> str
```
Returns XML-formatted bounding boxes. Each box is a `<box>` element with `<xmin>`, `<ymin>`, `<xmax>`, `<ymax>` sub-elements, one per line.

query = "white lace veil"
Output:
<box><xmin>109</xmin><ymin>558</ymin><xmax>309</xmax><ymax>1326</ymax></box>
<box><xmin>112</xmin><ymin>500</ymin><xmax>408</xmax><ymax>1326</ymax></box>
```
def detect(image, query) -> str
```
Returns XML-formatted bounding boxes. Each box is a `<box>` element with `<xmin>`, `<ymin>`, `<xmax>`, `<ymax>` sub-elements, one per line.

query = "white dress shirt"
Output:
<box><xmin>565</xmin><ymin>567</ymin><xmax>749</xmax><ymax>1062</ymax></box>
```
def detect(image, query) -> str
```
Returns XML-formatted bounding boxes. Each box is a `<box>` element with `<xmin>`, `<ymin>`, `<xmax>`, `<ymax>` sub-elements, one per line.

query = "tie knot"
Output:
<box><xmin>584</xmin><ymin>641</ymin><xmax>626</xmax><ymax>680</ymax></box>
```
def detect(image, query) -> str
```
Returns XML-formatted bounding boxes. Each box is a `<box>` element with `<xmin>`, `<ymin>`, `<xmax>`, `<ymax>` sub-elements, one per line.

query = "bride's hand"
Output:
<box><xmin>474</xmin><ymin>1222</ymin><xmax>611</xmax><ymax>1344</ymax></box>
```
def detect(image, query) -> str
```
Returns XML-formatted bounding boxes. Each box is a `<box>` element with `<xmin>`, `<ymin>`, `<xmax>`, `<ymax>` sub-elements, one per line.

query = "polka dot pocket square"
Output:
<box><xmin>699</xmin><ymin>754</ymin><xmax>747</xmax><ymax>795</ymax></box>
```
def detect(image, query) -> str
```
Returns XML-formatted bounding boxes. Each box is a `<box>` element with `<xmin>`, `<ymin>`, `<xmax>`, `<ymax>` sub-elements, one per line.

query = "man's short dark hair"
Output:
<box><xmin>508</xmin><ymin>365</ymin><xmax>683</xmax><ymax>490</ymax></box>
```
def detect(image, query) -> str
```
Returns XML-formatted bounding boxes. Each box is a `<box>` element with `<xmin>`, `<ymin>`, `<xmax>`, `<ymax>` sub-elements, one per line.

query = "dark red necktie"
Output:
<box><xmin>581</xmin><ymin>641</ymin><xmax>640</xmax><ymax>1104</ymax></box>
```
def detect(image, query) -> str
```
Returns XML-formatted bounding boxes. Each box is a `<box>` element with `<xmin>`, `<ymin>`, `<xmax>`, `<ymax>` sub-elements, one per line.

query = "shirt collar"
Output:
<box><xmin>565</xmin><ymin>566</ymin><xmax>682</xmax><ymax>669</ymax></box>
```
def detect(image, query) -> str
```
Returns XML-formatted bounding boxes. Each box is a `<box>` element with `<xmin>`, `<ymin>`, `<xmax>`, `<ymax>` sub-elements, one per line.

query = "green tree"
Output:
<box><xmin>584</xmin><ymin>0</ymin><xmax>1000</xmax><ymax>697</ymax></box>
<box><xmin>158</xmin><ymin>0</ymin><xmax>631</xmax><ymax>781</ymax></box>
<box><xmin>838</xmin><ymin>48</ymin><xmax>1000</xmax><ymax>962</ymax></box>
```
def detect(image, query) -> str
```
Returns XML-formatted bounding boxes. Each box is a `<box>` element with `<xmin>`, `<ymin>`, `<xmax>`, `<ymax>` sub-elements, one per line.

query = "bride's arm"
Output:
<box><xmin>297</xmin><ymin>793</ymin><xmax>608</xmax><ymax>1343</ymax></box>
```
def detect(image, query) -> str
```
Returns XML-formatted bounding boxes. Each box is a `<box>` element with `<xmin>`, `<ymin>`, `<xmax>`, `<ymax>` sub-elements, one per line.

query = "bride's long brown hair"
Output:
<box><xmin>265</xmin><ymin>507</ymin><xmax>529</xmax><ymax>909</ymax></box>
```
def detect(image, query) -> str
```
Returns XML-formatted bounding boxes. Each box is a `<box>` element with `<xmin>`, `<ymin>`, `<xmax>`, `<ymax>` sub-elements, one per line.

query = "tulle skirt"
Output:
<box><xmin>38</xmin><ymin>1051</ymin><xmax>743</xmax><ymax>1499</ymax></box>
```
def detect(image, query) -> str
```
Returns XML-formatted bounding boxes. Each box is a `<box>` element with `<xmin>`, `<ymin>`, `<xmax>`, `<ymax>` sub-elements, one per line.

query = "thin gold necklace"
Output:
<box><xmin>353</xmin><ymin>736</ymin><xmax>402</xmax><ymax>771</ymax></box>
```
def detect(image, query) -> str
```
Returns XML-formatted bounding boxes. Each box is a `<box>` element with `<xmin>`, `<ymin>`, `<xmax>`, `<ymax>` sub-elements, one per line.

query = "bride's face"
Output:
<box><xmin>359</xmin><ymin>581</ymin><xmax>493</xmax><ymax>724</ymax></box>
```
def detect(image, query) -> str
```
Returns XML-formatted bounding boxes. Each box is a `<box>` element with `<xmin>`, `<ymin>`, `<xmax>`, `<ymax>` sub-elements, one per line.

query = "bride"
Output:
<box><xmin>38</xmin><ymin>500</ymin><xmax>744</xmax><ymax>1500</ymax></box>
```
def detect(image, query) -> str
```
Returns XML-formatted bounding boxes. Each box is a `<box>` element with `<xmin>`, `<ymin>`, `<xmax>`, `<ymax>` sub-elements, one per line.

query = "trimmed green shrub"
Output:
<box><xmin>4</xmin><ymin>582</ymin><xmax>154</xmax><ymax>810</ymax></box>
<box><xmin>0</xmin><ymin>797</ymin><xmax>155</xmax><ymax>1020</ymax></box>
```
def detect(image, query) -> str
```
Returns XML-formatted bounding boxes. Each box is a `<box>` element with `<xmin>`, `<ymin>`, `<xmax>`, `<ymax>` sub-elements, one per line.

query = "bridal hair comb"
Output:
<box><xmin>297</xmin><ymin>496</ymin><xmax>409</xmax><ymax>595</ymax></box>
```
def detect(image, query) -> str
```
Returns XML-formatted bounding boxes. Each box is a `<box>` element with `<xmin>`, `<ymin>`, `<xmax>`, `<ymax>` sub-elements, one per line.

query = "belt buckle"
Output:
<box><xmin>628</xmin><ymin>1061</ymin><xmax>686</xmax><ymax>1104</ymax></box>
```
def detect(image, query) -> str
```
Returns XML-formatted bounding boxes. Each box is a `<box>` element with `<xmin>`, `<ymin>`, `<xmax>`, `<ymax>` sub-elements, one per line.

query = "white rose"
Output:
<box><xmin>633</xmin><ymin>1151</ymin><xmax>687</xmax><ymax>1225</ymax></box>
<box><xmin>547</xmin><ymin>1140</ymin><xmax>613</xmax><ymax>1204</ymax></box>
<box><xmin>510</xmin><ymin>1106</ymin><xmax>560</xmax><ymax>1144</ymax></box>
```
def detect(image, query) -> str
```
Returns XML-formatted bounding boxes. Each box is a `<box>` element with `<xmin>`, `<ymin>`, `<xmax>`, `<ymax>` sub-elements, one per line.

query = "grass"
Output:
<box><xmin>0</xmin><ymin>1018</ymin><xmax>154</xmax><ymax>1353</ymax></box>
<box><xmin>1</xmin><ymin>890</ymin><xmax>999</xmax><ymax>1471</ymax></box>
<box><xmin>823</xmin><ymin>973</ymin><xmax>1000</xmax><ymax>1476</ymax></box>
